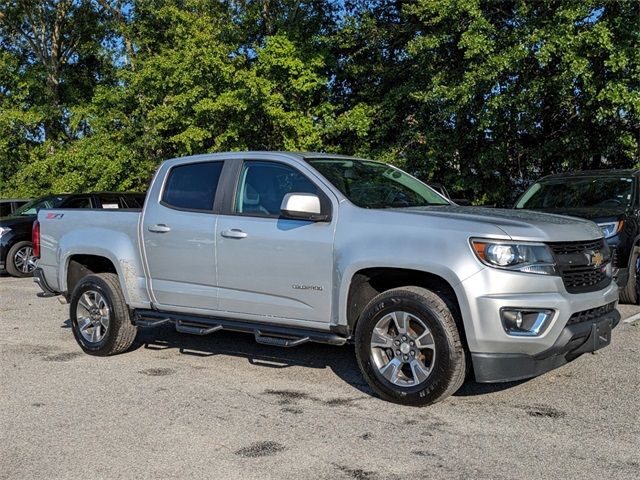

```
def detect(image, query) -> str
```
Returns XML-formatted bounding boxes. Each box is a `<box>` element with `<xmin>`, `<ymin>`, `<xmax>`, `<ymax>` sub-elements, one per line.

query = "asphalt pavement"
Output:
<box><xmin>1</xmin><ymin>276</ymin><xmax>639</xmax><ymax>480</ymax></box>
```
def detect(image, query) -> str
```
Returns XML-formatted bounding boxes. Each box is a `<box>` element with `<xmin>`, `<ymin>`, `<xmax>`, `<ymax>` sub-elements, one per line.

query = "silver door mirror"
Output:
<box><xmin>281</xmin><ymin>193</ymin><xmax>326</xmax><ymax>221</ymax></box>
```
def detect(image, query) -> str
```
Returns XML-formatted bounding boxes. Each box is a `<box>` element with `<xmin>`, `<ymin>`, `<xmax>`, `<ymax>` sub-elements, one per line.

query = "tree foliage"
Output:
<box><xmin>0</xmin><ymin>0</ymin><xmax>638</xmax><ymax>205</ymax></box>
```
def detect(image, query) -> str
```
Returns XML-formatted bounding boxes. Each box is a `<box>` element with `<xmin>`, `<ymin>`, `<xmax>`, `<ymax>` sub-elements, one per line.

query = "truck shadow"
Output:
<box><xmin>127</xmin><ymin>324</ymin><xmax>527</xmax><ymax>399</ymax></box>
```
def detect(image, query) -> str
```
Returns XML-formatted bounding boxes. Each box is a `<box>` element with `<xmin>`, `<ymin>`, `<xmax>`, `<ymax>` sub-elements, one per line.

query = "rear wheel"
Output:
<box><xmin>6</xmin><ymin>241</ymin><xmax>37</xmax><ymax>277</ymax></box>
<box><xmin>620</xmin><ymin>249</ymin><xmax>640</xmax><ymax>305</ymax></box>
<box><xmin>70</xmin><ymin>273</ymin><xmax>137</xmax><ymax>356</ymax></box>
<box><xmin>355</xmin><ymin>286</ymin><xmax>467</xmax><ymax>406</ymax></box>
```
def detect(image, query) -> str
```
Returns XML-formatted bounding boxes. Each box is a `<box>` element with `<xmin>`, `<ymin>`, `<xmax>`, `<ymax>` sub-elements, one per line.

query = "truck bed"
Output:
<box><xmin>37</xmin><ymin>208</ymin><xmax>150</xmax><ymax>307</ymax></box>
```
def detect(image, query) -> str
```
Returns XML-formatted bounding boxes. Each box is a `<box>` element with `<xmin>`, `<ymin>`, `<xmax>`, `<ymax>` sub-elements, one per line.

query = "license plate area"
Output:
<box><xmin>591</xmin><ymin>317</ymin><xmax>613</xmax><ymax>351</ymax></box>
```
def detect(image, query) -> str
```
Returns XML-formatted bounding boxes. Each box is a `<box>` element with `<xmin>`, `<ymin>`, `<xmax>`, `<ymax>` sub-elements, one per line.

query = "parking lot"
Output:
<box><xmin>1</xmin><ymin>276</ymin><xmax>639</xmax><ymax>480</ymax></box>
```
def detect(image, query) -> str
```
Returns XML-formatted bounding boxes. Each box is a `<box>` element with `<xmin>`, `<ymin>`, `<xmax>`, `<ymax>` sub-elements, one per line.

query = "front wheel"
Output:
<box><xmin>355</xmin><ymin>286</ymin><xmax>467</xmax><ymax>406</ymax></box>
<box><xmin>70</xmin><ymin>273</ymin><xmax>137</xmax><ymax>356</ymax></box>
<box><xmin>6</xmin><ymin>241</ymin><xmax>37</xmax><ymax>277</ymax></box>
<box><xmin>620</xmin><ymin>248</ymin><xmax>640</xmax><ymax>305</ymax></box>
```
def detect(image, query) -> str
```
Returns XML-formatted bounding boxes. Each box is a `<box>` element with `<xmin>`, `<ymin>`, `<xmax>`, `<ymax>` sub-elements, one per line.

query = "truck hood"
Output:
<box><xmin>518</xmin><ymin>206</ymin><xmax>626</xmax><ymax>224</ymax></box>
<box><xmin>389</xmin><ymin>205</ymin><xmax>603</xmax><ymax>242</ymax></box>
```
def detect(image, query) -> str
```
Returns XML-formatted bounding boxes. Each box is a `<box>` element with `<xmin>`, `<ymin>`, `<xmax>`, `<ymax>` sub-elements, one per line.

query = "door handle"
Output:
<box><xmin>148</xmin><ymin>224</ymin><xmax>171</xmax><ymax>233</ymax></box>
<box><xmin>221</xmin><ymin>229</ymin><xmax>247</xmax><ymax>239</ymax></box>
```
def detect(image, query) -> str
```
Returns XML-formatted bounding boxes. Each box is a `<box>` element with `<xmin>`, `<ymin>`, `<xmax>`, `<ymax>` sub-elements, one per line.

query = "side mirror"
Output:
<box><xmin>281</xmin><ymin>193</ymin><xmax>328</xmax><ymax>221</ymax></box>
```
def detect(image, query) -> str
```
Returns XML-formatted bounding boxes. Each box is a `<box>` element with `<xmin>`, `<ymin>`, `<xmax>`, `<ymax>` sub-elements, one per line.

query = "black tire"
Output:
<box><xmin>70</xmin><ymin>273</ymin><xmax>137</xmax><ymax>356</ymax></box>
<box><xmin>620</xmin><ymin>248</ymin><xmax>639</xmax><ymax>304</ymax></box>
<box><xmin>355</xmin><ymin>286</ymin><xmax>467</xmax><ymax>406</ymax></box>
<box><xmin>6</xmin><ymin>240</ymin><xmax>36</xmax><ymax>277</ymax></box>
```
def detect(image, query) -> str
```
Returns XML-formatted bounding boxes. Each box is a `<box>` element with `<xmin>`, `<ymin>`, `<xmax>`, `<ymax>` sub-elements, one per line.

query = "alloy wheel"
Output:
<box><xmin>369</xmin><ymin>310</ymin><xmax>436</xmax><ymax>387</ymax></box>
<box><xmin>14</xmin><ymin>245</ymin><xmax>36</xmax><ymax>274</ymax></box>
<box><xmin>76</xmin><ymin>290</ymin><xmax>111</xmax><ymax>343</ymax></box>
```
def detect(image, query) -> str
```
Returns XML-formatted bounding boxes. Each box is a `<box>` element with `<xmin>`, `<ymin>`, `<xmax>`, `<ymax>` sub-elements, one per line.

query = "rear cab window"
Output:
<box><xmin>161</xmin><ymin>161</ymin><xmax>224</xmax><ymax>212</ymax></box>
<box><xmin>60</xmin><ymin>196</ymin><xmax>92</xmax><ymax>209</ymax></box>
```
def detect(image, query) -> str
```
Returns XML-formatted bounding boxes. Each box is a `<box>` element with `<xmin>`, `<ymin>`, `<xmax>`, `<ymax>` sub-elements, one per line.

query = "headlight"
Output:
<box><xmin>471</xmin><ymin>239</ymin><xmax>557</xmax><ymax>275</ymax></box>
<box><xmin>0</xmin><ymin>227</ymin><xmax>10</xmax><ymax>238</ymax></box>
<box><xmin>597</xmin><ymin>221</ymin><xmax>624</xmax><ymax>239</ymax></box>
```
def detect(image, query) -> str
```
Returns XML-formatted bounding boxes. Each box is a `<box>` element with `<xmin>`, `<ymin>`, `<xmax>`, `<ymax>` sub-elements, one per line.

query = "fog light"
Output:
<box><xmin>500</xmin><ymin>308</ymin><xmax>554</xmax><ymax>336</ymax></box>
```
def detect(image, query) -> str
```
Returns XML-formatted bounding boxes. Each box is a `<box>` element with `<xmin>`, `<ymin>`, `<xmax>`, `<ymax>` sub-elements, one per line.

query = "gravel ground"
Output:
<box><xmin>1</xmin><ymin>276</ymin><xmax>639</xmax><ymax>480</ymax></box>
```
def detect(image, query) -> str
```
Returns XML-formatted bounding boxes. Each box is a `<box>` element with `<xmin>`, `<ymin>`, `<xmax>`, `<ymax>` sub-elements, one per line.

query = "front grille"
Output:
<box><xmin>548</xmin><ymin>239</ymin><xmax>603</xmax><ymax>255</ymax></box>
<box><xmin>567</xmin><ymin>302</ymin><xmax>616</xmax><ymax>326</ymax></box>
<box><xmin>547</xmin><ymin>239</ymin><xmax>612</xmax><ymax>294</ymax></box>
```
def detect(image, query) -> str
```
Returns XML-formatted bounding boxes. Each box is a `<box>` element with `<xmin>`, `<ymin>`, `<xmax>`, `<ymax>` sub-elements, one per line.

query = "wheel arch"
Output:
<box><xmin>55</xmin><ymin>227</ymin><xmax>151</xmax><ymax>308</ymax></box>
<box><xmin>66</xmin><ymin>254</ymin><xmax>118</xmax><ymax>297</ymax></box>
<box><xmin>343</xmin><ymin>267</ymin><xmax>465</xmax><ymax>340</ymax></box>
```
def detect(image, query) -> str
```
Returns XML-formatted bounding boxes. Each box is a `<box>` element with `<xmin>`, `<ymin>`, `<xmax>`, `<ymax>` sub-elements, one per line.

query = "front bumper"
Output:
<box><xmin>455</xmin><ymin>266</ymin><xmax>620</xmax><ymax>382</ymax></box>
<box><xmin>472</xmin><ymin>307</ymin><xmax>620</xmax><ymax>382</ymax></box>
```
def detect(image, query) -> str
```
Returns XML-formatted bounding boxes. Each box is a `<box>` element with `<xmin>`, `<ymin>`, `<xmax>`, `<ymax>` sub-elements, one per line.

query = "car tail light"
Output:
<box><xmin>32</xmin><ymin>220</ymin><xmax>40</xmax><ymax>258</ymax></box>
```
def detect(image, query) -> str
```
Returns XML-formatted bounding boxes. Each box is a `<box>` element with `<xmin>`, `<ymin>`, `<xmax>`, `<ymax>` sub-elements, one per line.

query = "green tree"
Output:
<box><xmin>0</xmin><ymin>0</ymin><xmax>638</xmax><ymax>204</ymax></box>
<box><xmin>403</xmin><ymin>0</ymin><xmax>640</xmax><ymax>204</ymax></box>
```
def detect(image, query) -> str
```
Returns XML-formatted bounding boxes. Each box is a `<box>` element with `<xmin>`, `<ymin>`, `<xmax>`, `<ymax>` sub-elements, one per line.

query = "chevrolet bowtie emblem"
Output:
<box><xmin>585</xmin><ymin>251</ymin><xmax>604</xmax><ymax>268</ymax></box>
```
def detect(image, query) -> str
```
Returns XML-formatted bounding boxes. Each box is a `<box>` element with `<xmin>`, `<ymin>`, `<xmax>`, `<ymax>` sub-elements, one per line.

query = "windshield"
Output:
<box><xmin>516</xmin><ymin>177</ymin><xmax>635</xmax><ymax>210</ymax></box>
<box><xmin>11</xmin><ymin>196</ymin><xmax>66</xmax><ymax>216</ymax></box>
<box><xmin>307</xmin><ymin>158</ymin><xmax>450</xmax><ymax>209</ymax></box>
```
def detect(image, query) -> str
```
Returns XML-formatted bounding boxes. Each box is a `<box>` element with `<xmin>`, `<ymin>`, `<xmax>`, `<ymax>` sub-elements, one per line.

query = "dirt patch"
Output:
<box><xmin>412</xmin><ymin>450</ymin><xmax>441</xmax><ymax>459</ymax></box>
<box><xmin>263</xmin><ymin>389</ymin><xmax>310</xmax><ymax>405</ymax></box>
<box><xmin>139</xmin><ymin>368</ymin><xmax>175</xmax><ymax>376</ymax></box>
<box><xmin>43</xmin><ymin>352</ymin><xmax>82</xmax><ymax>362</ymax></box>
<box><xmin>235</xmin><ymin>441</ymin><xmax>286</xmax><ymax>458</ymax></box>
<box><xmin>322</xmin><ymin>397</ymin><xmax>360</xmax><ymax>407</ymax></box>
<box><xmin>525</xmin><ymin>405</ymin><xmax>566</xmax><ymax>419</ymax></box>
<box><xmin>281</xmin><ymin>407</ymin><xmax>304</xmax><ymax>415</ymax></box>
<box><xmin>333</xmin><ymin>464</ymin><xmax>378</xmax><ymax>480</ymax></box>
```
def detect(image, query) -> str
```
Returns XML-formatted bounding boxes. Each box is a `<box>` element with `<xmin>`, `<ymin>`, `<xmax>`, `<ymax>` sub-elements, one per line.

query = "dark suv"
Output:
<box><xmin>0</xmin><ymin>192</ymin><xmax>145</xmax><ymax>278</ymax></box>
<box><xmin>515</xmin><ymin>169</ymin><xmax>639</xmax><ymax>303</ymax></box>
<box><xmin>0</xmin><ymin>199</ymin><xmax>30</xmax><ymax>217</ymax></box>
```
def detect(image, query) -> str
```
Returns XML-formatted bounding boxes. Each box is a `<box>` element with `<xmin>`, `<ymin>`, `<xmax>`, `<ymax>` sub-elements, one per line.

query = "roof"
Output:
<box><xmin>166</xmin><ymin>151</ymin><xmax>372</xmax><ymax>162</ymax></box>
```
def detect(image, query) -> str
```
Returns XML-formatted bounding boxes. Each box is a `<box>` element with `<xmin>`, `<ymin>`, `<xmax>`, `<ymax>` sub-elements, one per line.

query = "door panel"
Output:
<box><xmin>216</xmin><ymin>216</ymin><xmax>334</xmax><ymax>322</ymax></box>
<box><xmin>216</xmin><ymin>160</ymin><xmax>335</xmax><ymax>323</ymax></box>
<box><xmin>142</xmin><ymin>160</ymin><xmax>223</xmax><ymax>310</ymax></box>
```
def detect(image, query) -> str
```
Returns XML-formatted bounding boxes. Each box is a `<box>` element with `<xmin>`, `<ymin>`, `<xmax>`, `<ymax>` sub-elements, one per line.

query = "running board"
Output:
<box><xmin>176</xmin><ymin>321</ymin><xmax>222</xmax><ymax>336</ymax></box>
<box><xmin>135</xmin><ymin>317</ymin><xmax>172</xmax><ymax>328</ymax></box>
<box><xmin>133</xmin><ymin>309</ymin><xmax>347</xmax><ymax>347</ymax></box>
<box><xmin>255</xmin><ymin>331</ymin><xmax>310</xmax><ymax>347</ymax></box>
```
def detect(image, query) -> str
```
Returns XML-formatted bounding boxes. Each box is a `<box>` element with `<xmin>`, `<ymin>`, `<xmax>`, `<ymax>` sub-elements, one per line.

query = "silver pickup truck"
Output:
<box><xmin>34</xmin><ymin>152</ymin><xmax>620</xmax><ymax>405</ymax></box>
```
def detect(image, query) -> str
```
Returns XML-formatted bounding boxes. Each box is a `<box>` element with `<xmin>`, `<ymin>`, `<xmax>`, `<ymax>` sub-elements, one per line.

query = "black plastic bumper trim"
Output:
<box><xmin>472</xmin><ymin>308</ymin><xmax>621</xmax><ymax>383</ymax></box>
<box><xmin>33</xmin><ymin>267</ymin><xmax>59</xmax><ymax>297</ymax></box>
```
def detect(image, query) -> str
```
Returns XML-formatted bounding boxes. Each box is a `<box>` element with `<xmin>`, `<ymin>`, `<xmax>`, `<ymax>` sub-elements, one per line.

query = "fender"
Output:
<box><xmin>58</xmin><ymin>227</ymin><xmax>151</xmax><ymax>308</ymax></box>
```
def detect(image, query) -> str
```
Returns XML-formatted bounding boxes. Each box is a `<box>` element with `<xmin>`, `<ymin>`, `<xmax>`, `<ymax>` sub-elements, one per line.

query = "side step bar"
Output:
<box><xmin>176</xmin><ymin>321</ymin><xmax>222</xmax><ymax>336</ymax></box>
<box><xmin>255</xmin><ymin>331</ymin><xmax>310</xmax><ymax>347</ymax></box>
<box><xmin>133</xmin><ymin>309</ymin><xmax>347</xmax><ymax>347</ymax></box>
<box><xmin>135</xmin><ymin>317</ymin><xmax>172</xmax><ymax>328</ymax></box>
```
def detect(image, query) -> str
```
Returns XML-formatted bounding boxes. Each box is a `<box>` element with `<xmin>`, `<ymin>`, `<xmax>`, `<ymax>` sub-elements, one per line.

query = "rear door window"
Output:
<box><xmin>161</xmin><ymin>161</ymin><xmax>224</xmax><ymax>212</ymax></box>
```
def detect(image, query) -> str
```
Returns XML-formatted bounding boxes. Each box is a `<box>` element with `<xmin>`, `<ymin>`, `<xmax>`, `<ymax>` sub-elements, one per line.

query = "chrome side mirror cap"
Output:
<box><xmin>280</xmin><ymin>193</ymin><xmax>328</xmax><ymax>221</ymax></box>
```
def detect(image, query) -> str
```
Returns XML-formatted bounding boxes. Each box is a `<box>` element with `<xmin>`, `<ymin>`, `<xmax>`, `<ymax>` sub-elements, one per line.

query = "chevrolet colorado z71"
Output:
<box><xmin>33</xmin><ymin>152</ymin><xmax>620</xmax><ymax>406</ymax></box>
